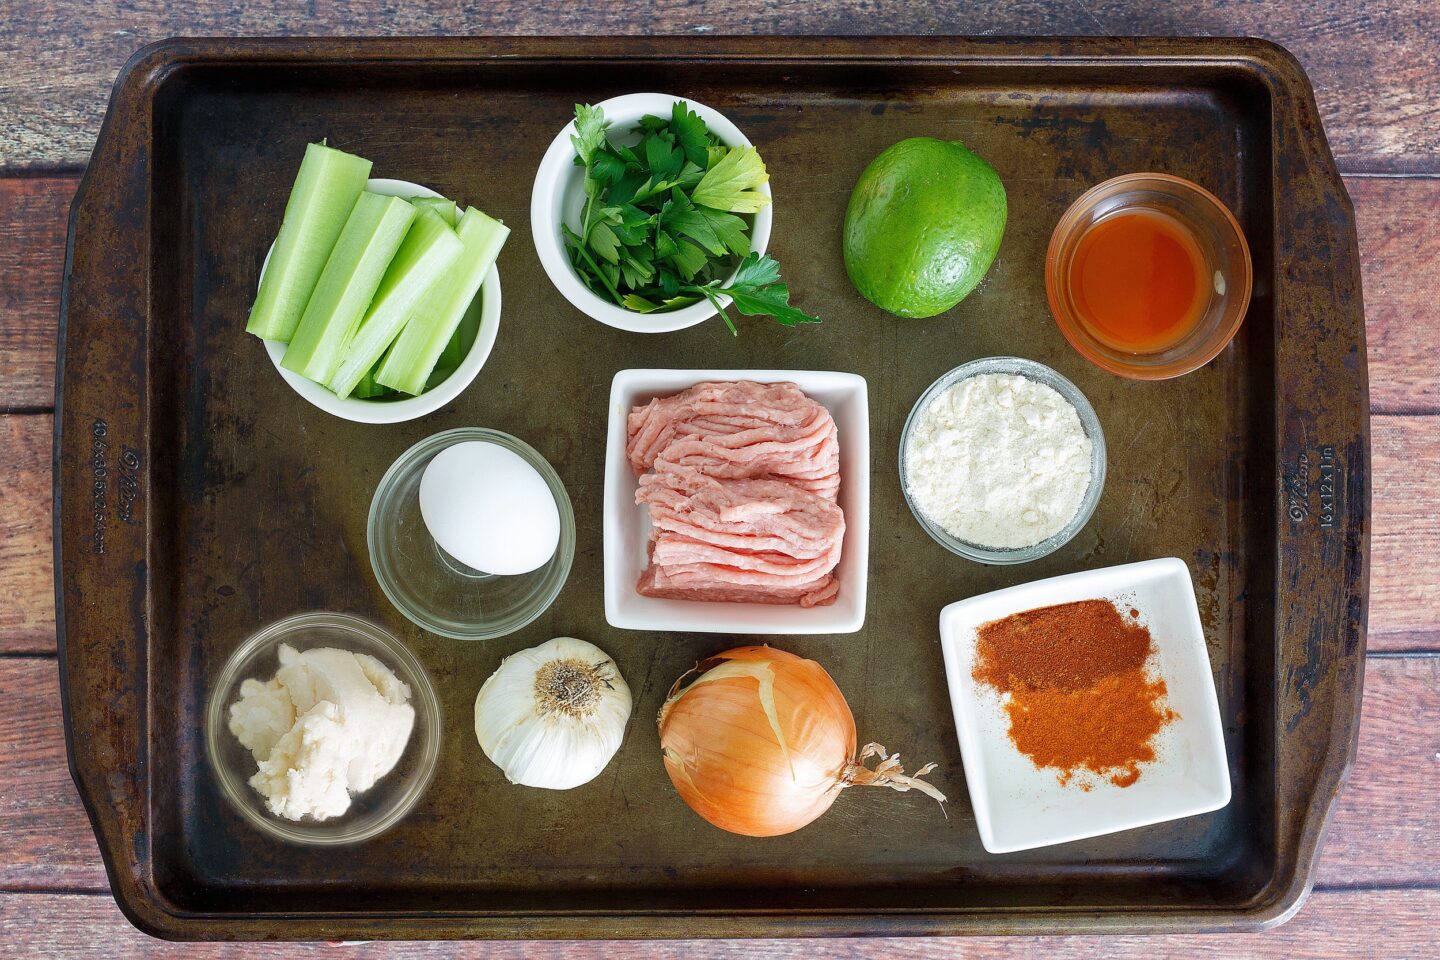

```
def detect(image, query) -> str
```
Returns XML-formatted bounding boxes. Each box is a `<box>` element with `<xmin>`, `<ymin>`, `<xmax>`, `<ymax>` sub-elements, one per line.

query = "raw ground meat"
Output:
<box><xmin>628</xmin><ymin>381</ymin><xmax>846</xmax><ymax>607</ymax></box>
<box><xmin>627</xmin><ymin>381</ymin><xmax>841</xmax><ymax>500</ymax></box>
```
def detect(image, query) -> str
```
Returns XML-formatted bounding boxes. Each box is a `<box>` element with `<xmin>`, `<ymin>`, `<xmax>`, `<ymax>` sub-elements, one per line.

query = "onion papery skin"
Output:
<box><xmin>658</xmin><ymin>646</ymin><xmax>858</xmax><ymax>837</ymax></box>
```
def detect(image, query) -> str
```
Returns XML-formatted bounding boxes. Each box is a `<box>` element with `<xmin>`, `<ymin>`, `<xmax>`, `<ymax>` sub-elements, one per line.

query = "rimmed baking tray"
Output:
<box><xmin>56</xmin><ymin>36</ymin><xmax>1368</xmax><ymax>939</ymax></box>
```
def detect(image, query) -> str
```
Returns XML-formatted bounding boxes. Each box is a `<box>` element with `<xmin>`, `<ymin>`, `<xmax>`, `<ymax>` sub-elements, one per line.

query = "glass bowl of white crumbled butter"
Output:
<box><xmin>204</xmin><ymin>612</ymin><xmax>441</xmax><ymax>845</ymax></box>
<box><xmin>900</xmin><ymin>356</ymin><xmax>1106</xmax><ymax>565</ymax></box>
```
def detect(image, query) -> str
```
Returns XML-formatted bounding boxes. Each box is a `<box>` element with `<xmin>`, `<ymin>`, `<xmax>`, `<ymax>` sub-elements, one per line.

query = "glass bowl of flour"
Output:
<box><xmin>900</xmin><ymin>357</ymin><xmax>1106</xmax><ymax>564</ymax></box>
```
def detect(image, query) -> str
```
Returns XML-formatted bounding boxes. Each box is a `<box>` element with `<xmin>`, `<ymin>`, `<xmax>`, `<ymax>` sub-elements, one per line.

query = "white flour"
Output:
<box><xmin>904</xmin><ymin>373</ymin><xmax>1093</xmax><ymax>549</ymax></box>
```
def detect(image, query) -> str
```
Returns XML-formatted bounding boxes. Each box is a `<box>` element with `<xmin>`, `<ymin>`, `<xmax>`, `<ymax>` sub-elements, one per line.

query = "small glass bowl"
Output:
<box><xmin>204</xmin><ymin>612</ymin><xmax>441</xmax><ymax>846</ymax></box>
<box><xmin>899</xmin><ymin>357</ymin><xmax>1107</xmax><ymax>565</ymax></box>
<box><xmin>368</xmin><ymin>427</ymin><xmax>576</xmax><ymax>640</ymax></box>
<box><xmin>1046</xmin><ymin>173</ymin><xmax>1252</xmax><ymax>380</ymax></box>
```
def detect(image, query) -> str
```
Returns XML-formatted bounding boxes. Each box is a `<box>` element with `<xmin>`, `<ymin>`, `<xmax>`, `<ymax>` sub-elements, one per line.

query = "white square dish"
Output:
<box><xmin>939</xmin><ymin>557</ymin><xmax>1231</xmax><ymax>854</ymax></box>
<box><xmin>604</xmin><ymin>369</ymin><xmax>869</xmax><ymax>635</ymax></box>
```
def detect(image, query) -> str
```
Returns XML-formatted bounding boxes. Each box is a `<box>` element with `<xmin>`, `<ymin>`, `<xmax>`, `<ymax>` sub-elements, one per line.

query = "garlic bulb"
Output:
<box><xmin>473</xmin><ymin>636</ymin><xmax>632</xmax><ymax>790</ymax></box>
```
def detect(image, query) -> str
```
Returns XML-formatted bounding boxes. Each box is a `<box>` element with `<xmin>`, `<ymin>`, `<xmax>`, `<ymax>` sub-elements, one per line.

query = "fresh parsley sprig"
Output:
<box><xmin>563</xmin><ymin>102</ymin><xmax>821</xmax><ymax>334</ymax></box>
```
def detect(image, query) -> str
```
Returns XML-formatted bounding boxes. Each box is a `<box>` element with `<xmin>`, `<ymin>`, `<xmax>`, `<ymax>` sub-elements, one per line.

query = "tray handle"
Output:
<box><xmin>57</xmin><ymin>41</ymin><xmax>188</xmax><ymax>933</ymax></box>
<box><xmin>1250</xmin><ymin>40</ymin><xmax>1369</xmax><ymax>921</ymax></box>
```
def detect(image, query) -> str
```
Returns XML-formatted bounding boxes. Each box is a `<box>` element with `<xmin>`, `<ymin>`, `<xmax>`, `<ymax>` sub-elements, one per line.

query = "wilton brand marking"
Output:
<box><xmin>1282</xmin><ymin>443</ymin><xmax>1341</xmax><ymax>531</ymax></box>
<box><xmin>1283</xmin><ymin>450</ymin><xmax>1310</xmax><ymax>523</ymax></box>
<box><xmin>117</xmin><ymin>446</ymin><xmax>142</xmax><ymax>524</ymax></box>
<box><xmin>89</xmin><ymin>419</ymin><xmax>109</xmax><ymax>554</ymax></box>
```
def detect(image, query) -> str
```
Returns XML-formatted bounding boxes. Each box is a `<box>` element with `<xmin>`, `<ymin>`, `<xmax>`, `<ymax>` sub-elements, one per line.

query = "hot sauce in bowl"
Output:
<box><xmin>1046</xmin><ymin>173</ymin><xmax>1251</xmax><ymax>380</ymax></box>
<box><xmin>1070</xmin><ymin>208</ymin><xmax>1211</xmax><ymax>353</ymax></box>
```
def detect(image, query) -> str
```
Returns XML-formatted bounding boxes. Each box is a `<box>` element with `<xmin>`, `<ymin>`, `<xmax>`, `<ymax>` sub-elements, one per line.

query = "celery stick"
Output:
<box><xmin>328</xmin><ymin>208</ymin><xmax>464</xmax><ymax>399</ymax></box>
<box><xmin>281</xmin><ymin>192</ymin><xmax>416</xmax><ymax>384</ymax></box>
<box><xmin>376</xmin><ymin>207</ymin><xmax>510</xmax><ymax>395</ymax></box>
<box><xmin>452</xmin><ymin>292</ymin><xmax>483</xmax><ymax>358</ymax></box>
<box><xmin>433</xmin><ymin>327</ymin><xmax>464</xmax><ymax>379</ymax></box>
<box><xmin>354</xmin><ymin>345</ymin><xmax>397</xmax><ymax>399</ymax></box>
<box><xmin>354</xmin><ymin>364</ymin><xmax>396</xmax><ymax>399</ymax></box>
<box><xmin>426</xmin><ymin>294</ymin><xmax>483</xmax><ymax>388</ymax></box>
<box><xmin>410</xmin><ymin>196</ymin><xmax>458</xmax><ymax>227</ymax></box>
<box><xmin>246</xmin><ymin>143</ymin><xmax>372</xmax><ymax>342</ymax></box>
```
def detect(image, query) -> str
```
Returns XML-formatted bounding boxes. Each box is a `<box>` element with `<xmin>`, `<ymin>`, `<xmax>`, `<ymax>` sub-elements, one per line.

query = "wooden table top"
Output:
<box><xmin>2</xmin><ymin>3</ymin><xmax>1436</xmax><ymax>957</ymax></box>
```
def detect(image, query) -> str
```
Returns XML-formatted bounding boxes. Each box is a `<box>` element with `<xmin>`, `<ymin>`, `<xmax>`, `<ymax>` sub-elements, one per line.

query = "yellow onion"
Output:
<box><xmin>657</xmin><ymin>645</ymin><xmax>944</xmax><ymax>837</ymax></box>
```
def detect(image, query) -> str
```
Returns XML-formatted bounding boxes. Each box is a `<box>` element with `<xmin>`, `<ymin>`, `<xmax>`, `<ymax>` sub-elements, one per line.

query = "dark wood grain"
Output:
<box><xmin>1370</xmin><ymin>417</ymin><xmax>1440</xmax><ymax>650</ymax></box>
<box><xmin>1</xmin><ymin>887</ymin><xmax>1438</xmax><ymax>958</ymax></box>
<box><xmin>3</xmin><ymin>654</ymin><xmax>1435</xmax><ymax>895</ymax></box>
<box><xmin>0</xmin><ymin>659</ymin><xmax>104</xmax><ymax>892</ymax></box>
<box><xmin>1313</xmin><ymin>655</ymin><xmax>1440</xmax><ymax>888</ymax></box>
<box><xmin>0</xmin><ymin>176</ymin><xmax>69</xmax><ymax>411</ymax></box>
<box><xmin>1348</xmin><ymin>178</ymin><xmax>1440</xmax><ymax>414</ymax></box>
<box><xmin>0</xmin><ymin>415</ymin><xmax>52</xmax><ymax>654</ymax></box>
<box><xmin>0</xmin><ymin>2</ymin><xmax>1438</xmax><ymax>174</ymax></box>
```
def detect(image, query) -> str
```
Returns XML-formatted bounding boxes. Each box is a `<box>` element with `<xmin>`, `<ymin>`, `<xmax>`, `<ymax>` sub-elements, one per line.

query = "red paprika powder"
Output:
<box><xmin>973</xmin><ymin>599</ymin><xmax>1177</xmax><ymax>788</ymax></box>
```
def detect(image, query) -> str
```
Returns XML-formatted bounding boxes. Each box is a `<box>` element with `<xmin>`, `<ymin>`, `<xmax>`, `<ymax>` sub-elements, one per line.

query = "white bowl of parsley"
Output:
<box><xmin>531</xmin><ymin>92</ymin><xmax>819</xmax><ymax>335</ymax></box>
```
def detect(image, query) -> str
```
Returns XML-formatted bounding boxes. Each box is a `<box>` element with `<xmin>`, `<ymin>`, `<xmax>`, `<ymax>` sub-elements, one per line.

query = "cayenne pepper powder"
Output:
<box><xmin>973</xmin><ymin>599</ymin><xmax>1177</xmax><ymax>789</ymax></box>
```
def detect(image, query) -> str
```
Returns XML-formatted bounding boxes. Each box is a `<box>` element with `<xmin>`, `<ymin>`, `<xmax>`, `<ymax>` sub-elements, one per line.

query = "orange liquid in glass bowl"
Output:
<box><xmin>1068</xmin><ymin>208</ymin><xmax>1211</xmax><ymax>354</ymax></box>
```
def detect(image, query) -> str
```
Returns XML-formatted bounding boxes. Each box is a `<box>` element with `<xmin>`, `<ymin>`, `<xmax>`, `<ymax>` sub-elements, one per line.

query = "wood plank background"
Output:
<box><xmin>3</xmin><ymin>2</ymin><xmax>1439</xmax><ymax>175</ymax></box>
<box><xmin>0</xmin><ymin>2</ymin><xmax>1436</xmax><ymax>956</ymax></box>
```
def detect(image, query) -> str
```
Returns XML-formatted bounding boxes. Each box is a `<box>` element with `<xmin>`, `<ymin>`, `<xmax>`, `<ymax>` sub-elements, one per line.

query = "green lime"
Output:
<box><xmin>843</xmin><ymin>137</ymin><xmax>1007</xmax><ymax>318</ymax></box>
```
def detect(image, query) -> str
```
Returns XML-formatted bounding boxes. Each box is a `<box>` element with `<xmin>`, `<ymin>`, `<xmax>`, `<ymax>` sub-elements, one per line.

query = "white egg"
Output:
<box><xmin>418</xmin><ymin>441</ymin><xmax>560</xmax><ymax>576</ymax></box>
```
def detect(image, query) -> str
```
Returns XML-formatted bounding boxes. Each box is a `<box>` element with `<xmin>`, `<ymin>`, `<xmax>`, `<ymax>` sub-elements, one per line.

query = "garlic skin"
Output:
<box><xmin>473</xmin><ymin>636</ymin><xmax>632</xmax><ymax>790</ymax></box>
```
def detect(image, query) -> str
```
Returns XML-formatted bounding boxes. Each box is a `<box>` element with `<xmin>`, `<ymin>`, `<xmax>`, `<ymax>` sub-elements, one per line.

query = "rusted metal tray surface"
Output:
<box><xmin>56</xmin><ymin>36</ymin><xmax>1368</xmax><ymax>940</ymax></box>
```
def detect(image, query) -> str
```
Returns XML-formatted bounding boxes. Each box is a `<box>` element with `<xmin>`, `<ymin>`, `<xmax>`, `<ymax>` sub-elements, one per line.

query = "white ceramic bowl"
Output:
<box><xmin>530</xmin><ymin>93</ymin><xmax>774</xmax><ymax>334</ymax></box>
<box><xmin>938</xmin><ymin>557</ymin><xmax>1231</xmax><ymax>854</ymax></box>
<box><xmin>260</xmin><ymin>178</ymin><xmax>502</xmax><ymax>424</ymax></box>
<box><xmin>604</xmin><ymin>369</ymin><xmax>868</xmax><ymax>634</ymax></box>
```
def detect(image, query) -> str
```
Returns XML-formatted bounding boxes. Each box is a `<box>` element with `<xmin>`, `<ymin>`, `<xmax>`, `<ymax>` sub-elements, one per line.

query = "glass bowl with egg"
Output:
<box><xmin>204</xmin><ymin>612</ymin><xmax>442</xmax><ymax>846</ymax></box>
<box><xmin>899</xmin><ymin>357</ymin><xmax>1106</xmax><ymax>564</ymax></box>
<box><xmin>367</xmin><ymin>427</ymin><xmax>576</xmax><ymax>640</ymax></box>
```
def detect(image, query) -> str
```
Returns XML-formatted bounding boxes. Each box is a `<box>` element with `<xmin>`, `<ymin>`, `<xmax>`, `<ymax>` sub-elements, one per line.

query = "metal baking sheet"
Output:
<box><xmin>56</xmin><ymin>36</ymin><xmax>1368</xmax><ymax>939</ymax></box>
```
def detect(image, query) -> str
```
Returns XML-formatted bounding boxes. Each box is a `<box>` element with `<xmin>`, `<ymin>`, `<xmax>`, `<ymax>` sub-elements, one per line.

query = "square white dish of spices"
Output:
<box><xmin>938</xmin><ymin>557</ymin><xmax>1230</xmax><ymax>854</ymax></box>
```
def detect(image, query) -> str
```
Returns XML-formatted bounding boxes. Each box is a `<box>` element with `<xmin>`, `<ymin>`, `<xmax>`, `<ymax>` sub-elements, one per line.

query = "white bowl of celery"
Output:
<box><xmin>246</xmin><ymin>143</ymin><xmax>509</xmax><ymax>424</ymax></box>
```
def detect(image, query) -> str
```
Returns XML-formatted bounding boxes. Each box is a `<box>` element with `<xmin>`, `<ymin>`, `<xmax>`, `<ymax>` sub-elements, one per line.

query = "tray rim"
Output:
<box><xmin>55</xmin><ymin>34</ymin><xmax>1369</xmax><ymax>940</ymax></box>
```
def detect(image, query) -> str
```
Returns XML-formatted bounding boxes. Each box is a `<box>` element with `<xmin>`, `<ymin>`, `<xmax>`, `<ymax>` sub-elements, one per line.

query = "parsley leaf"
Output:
<box><xmin>669</xmin><ymin>239</ymin><xmax>711</xmax><ymax>281</ymax></box>
<box><xmin>570</xmin><ymin>104</ymin><xmax>609</xmax><ymax>167</ymax></box>
<box><xmin>692</xmin><ymin>147</ymin><xmax>771</xmax><ymax>213</ymax></box>
<box><xmin>643</xmin><ymin>133</ymin><xmax>684</xmax><ymax>182</ymax></box>
<box><xmin>720</xmin><ymin>283</ymin><xmax>818</xmax><ymax>328</ymax></box>
<box><xmin>727</xmin><ymin>250</ymin><xmax>782</xmax><ymax>289</ymax></box>
<box><xmin>622</xmin><ymin>293</ymin><xmax>703</xmax><ymax>313</ymax></box>
<box><xmin>591</xmin><ymin>150</ymin><xmax>628</xmax><ymax>185</ymax></box>
<box><xmin>587</xmin><ymin>222</ymin><xmax>621</xmax><ymax>263</ymax></box>
<box><xmin>685</xmin><ymin>253</ymin><xmax>822</xmax><ymax>335</ymax></box>
<box><xmin>619</xmin><ymin>255</ymin><xmax>654</xmax><ymax>289</ymax></box>
<box><xmin>670</xmin><ymin>100</ymin><xmax>711</xmax><ymax>167</ymax></box>
<box><xmin>661</xmin><ymin>190</ymin><xmax>749</xmax><ymax>259</ymax></box>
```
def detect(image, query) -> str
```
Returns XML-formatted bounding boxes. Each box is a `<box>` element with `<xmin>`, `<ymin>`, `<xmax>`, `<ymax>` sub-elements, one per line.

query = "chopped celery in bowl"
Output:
<box><xmin>256</xmin><ymin>174</ymin><xmax>505</xmax><ymax>424</ymax></box>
